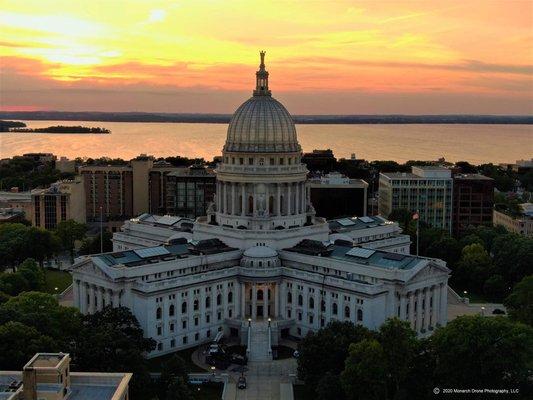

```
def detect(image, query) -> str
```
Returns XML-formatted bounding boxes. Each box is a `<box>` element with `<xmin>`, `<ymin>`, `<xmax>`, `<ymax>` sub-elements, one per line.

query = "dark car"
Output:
<box><xmin>230</xmin><ymin>354</ymin><xmax>248</xmax><ymax>365</ymax></box>
<box><xmin>237</xmin><ymin>376</ymin><xmax>247</xmax><ymax>389</ymax></box>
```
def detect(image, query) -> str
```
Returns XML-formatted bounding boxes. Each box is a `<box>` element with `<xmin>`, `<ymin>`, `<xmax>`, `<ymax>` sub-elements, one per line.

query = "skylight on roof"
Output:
<box><xmin>346</xmin><ymin>247</ymin><xmax>376</xmax><ymax>259</ymax></box>
<box><xmin>337</xmin><ymin>218</ymin><xmax>356</xmax><ymax>226</ymax></box>
<box><xmin>157</xmin><ymin>215</ymin><xmax>182</xmax><ymax>226</ymax></box>
<box><xmin>359</xmin><ymin>216</ymin><xmax>374</xmax><ymax>223</ymax></box>
<box><xmin>134</xmin><ymin>246</ymin><xmax>170</xmax><ymax>258</ymax></box>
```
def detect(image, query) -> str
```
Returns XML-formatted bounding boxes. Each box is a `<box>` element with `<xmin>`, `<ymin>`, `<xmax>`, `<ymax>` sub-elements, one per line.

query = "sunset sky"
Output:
<box><xmin>1</xmin><ymin>0</ymin><xmax>532</xmax><ymax>114</ymax></box>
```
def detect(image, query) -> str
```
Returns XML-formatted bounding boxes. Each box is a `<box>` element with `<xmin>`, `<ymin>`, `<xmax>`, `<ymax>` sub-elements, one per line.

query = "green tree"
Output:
<box><xmin>297</xmin><ymin>321</ymin><xmax>372</xmax><ymax>391</ymax></box>
<box><xmin>316</xmin><ymin>372</ymin><xmax>346</xmax><ymax>400</ymax></box>
<box><xmin>387</xmin><ymin>208</ymin><xmax>413</xmax><ymax>230</ymax></box>
<box><xmin>426</xmin><ymin>236</ymin><xmax>462</xmax><ymax>268</ymax></box>
<box><xmin>492</xmin><ymin>234</ymin><xmax>533</xmax><ymax>288</ymax></box>
<box><xmin>0</xmin><ymin>272</ymin><xmax>29</xmax><ymax>296</ymax></box>
<box><xmin>340</xmin><ymin>339</ymin><xmax>387</xmax><ymax>400</ymax></box>
<box><xmin>454</xmin><ymin>243</ymin><xmax>494</xmax><ymax>292</ymax></box>
<box><xmin>74</xmin><ymin>306</ymin><xmax>156</xmax><ymax>398</ymax></box>
<box><xmin>483</xmin><ymin>274</ymin><xmax>507</xmax><ymax>301</ymax></box>
<box><xmin>0</xmin><ymin>321</ymin><xmax>57</xmax><ymax>369</ymax></box>
<box><xmin>0</xmin><ymin>292</ymin><xmax>82</xmax><ymax>348</ymax></box>
<box><xmin>17</xmin><ymin>258</ymin><xmax>45</xmax><ymax>291</ymax></box>
<box><xmin>431</xmin><ymin>316</ymin><xmax>533</xmax><ymax>390</ymax></box>
<box><xmin>378</xmin><ymin>318</ymin><xmax>418</xmax><ymax>399</ymax></box>
<box><xmin>0</xmin><ymin>223</ymin><xmax>29</xmax><ymax>268</ymax></box>
<box><xmin>504</xmin><ymin>275</ymin><xmax>533</xmax><ymax>326</ymax></box>
<box><xmin>26</xmin><ymin>226</ymin><xmax>61</xmax><ymax>265</ymax></box>
<box><xmin>79</xmin><ymin>231</ymin><xmax>113</xmax><ymax>255</ymax></box>
<box><xmin>165</xmin><ymin>377</ymin><xmax>193</xmax><ymax>400</ymax></box>
<box><xmin>55</xmin><ymin>220</ymin><xmax>87</xmax><ymax>262</ymax></box>
<box><xmin>158</xmin><ymin>354</ymin><xmax>189</xmax><ymax>399</ymax></box>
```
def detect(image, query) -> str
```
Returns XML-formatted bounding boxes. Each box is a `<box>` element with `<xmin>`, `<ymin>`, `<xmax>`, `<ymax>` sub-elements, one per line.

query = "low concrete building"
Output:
<box><xmin>493</xmin><ymin>203</ymin><xmax>533</xmax><ymax>237</ymax></box>
<box><xmin>0</xmin><ymin>353</ymin><xmax>131</xmax><ymax>400</ymax></box>
<box><xmin>0</xmin><ymin>191</ymin><xmax>33</xmax><ymax>222</ymax></box>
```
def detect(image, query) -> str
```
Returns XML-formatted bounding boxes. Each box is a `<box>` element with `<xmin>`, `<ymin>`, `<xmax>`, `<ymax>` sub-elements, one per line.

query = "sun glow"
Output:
<box><xmin>1</xmin><ymin>0</ymin><xmax>531</xmax><ymax>113</ymax></box>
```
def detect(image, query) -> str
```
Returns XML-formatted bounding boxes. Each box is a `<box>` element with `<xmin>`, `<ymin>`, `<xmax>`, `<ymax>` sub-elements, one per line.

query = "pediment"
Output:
<box><xmin>73</xmin><ymin>260</ymin><xmax>113</xmax><ymax>280</ymax></box>
<box><xmin>406</xmin><ymin>262</ymin><xmax>449</xmax><ymax>284</ymax></box>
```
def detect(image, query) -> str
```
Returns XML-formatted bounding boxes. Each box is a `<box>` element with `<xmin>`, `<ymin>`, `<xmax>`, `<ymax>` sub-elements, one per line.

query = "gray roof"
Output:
<box><xmin>328</xmin><ymin>215</ymin><xmax>388</xmax><ymax>232</ymax></box>
<box><xmin>225</xmin><ymin>96</ymin><xmax>300</xmax><ymax>153</ymax></box>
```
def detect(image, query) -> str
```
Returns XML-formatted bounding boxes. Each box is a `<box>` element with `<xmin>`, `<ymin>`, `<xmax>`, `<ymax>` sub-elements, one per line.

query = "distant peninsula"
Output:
<box><xmin>8</xmin><ymin>124</ymin><xmax>110</xmax><ymax>134</ymax></box>
<box><xmin>0</xmin><ymin>112</ymin><xmax>532</xmax><ymax>125</ymax></box>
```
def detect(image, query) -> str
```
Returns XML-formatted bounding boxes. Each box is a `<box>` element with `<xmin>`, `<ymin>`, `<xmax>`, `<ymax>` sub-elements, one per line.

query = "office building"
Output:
<box><xmin>452</xmin><ymin>174</ymin><xmax>494</xmax><ymax>236</ymax></box>
<box><xmin>493</xmin><ymin>203</ymin><xmax>533</xmax><ymax>237</ymax></box>
<box><xmin>308</xmin><ymin>172</ymin><xmax>368</xmax><ymax>219</ymax></box>
<box><xmin>379</xmin><ymin>166</ymin><xmax>453</xmax><ymax>232</ymax></box>
<box><xmin>31</xmin><ymin>179</ymin><xmax>86</xmax><ymax>229</ymax></box>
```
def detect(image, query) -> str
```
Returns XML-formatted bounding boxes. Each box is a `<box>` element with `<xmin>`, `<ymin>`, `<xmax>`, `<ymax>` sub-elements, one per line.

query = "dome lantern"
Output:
<box><xmin>253</xmin><ymin>51</ymin><xmax>271</xmax><ymax>97</ymax></box>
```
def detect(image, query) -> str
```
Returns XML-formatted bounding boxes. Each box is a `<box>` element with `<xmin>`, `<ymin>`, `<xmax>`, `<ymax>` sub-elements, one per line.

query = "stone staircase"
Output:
<box><xmin>248</xmin><ymin>321</ymin><xmax>272</xmax><ymax>362</ymax></box>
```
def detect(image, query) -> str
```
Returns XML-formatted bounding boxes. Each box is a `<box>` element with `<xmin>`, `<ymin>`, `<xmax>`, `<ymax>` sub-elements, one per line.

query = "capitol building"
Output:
<box><xmin>72</xmin><ymin>53</ymin><xmax>450</xmax><ymax>359</ymax></box>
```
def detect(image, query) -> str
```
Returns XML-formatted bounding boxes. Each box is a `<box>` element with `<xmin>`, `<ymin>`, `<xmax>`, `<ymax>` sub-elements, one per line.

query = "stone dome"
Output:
<box><xmin>224</xmin><ymin>51</ymin><xmax>300</xmax><ymax>153</ymax></box>
<box><xmin>241</xmin><ymin>245</ymin><xmax>280</xmax><ymax>268</ymax></box>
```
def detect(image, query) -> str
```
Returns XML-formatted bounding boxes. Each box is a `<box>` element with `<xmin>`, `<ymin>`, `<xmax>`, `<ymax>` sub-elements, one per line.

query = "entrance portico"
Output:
<box><xmin>241</xmin><ymin>281</ymin><xmax>280</xmax><ymax>319</ymax></box>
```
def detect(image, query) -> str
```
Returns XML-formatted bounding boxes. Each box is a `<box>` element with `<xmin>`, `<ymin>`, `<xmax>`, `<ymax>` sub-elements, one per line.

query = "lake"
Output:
<box><xmin>1</xmin><ymin>121</ymin><xmax>531</xmax><ymax>164</ymax></box>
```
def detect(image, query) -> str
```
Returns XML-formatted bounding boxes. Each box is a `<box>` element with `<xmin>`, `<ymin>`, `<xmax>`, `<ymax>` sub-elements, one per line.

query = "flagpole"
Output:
<box><xmin>416</xmin><ymin>209</ymin><xmax>420</xmax><ymax>257</ymax></box>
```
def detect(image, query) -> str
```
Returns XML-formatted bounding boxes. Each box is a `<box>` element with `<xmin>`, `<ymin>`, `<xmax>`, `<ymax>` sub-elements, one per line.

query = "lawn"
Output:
<box><xmin>44</xmin><ymin>269</ymin><xmax>72</xmax><ymax>294</ymax></box>
<box><xmin>146</xmin><ymin>346</ymin><xmax>207</xmax><ymax>373</ymax></box>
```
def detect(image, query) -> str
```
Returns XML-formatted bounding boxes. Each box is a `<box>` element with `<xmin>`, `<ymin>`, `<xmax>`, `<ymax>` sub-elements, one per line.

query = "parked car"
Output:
<box><xmin>231</xmin><ymin>354</ymin><xmax>248</xmax><ymax>365</ymax></box>
<box><xmin>237</xmin><ymin>376</ymin><xmax>247</xmax><ymax>389</ymax></box>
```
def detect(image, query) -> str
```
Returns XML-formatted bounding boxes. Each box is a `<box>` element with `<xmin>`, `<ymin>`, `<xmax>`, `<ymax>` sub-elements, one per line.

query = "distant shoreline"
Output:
<box><xmin>1</xmin><ymin>112</ymin><xmax>532</xmax><ymax>125</ymax></box>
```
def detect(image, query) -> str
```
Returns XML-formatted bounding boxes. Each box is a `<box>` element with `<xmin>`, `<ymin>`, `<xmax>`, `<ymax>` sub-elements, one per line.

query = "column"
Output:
<box><xmin>264</xmin><ymin>285</ymin><xmax>269</xmax><ymax>317</ymax></box>
<box><xmin>79</xmin><ymin>282</ymin><xmax>87</xmax><ymax>313</ymax></box>
<box><xmin>252</xmin><ymin>284</ymin><xmax>257</xmax><ymax>319</ymax></box>
<box><xmin>241</xmin><ymin>184</ymin><xmax>246</xmax><ymax>216</ymax></box>
<box><xmin>295</xmin><ymin>183</ymin><xmax>299</xmax><ymax>214</ymax></box>
<box><xmin>105</xmin><ymin>289</ymin><xmax>111</xmax><ymax>308</ymax></box>
<box><xmin>112</xmin><ymin>290</ymin><xmax>120</xmax><ymax>307</ymax></box>
<box><xmin>439</xmin><ymin>283</ymin><xmax>448</xmax><ymax>325</ymax></box>
<box><xmin>253</xmin><ymin>184</ymin><xmax>257</xmax><ymax>216</ymax></box>
<box><xmin>231</xmin><ymin>183</ymin><xmax>236</xmax><ymax>215</ymax></box>
<box><xmin>265</xmin><ymin>184</ymin><xmax>270</xmax><ymax>216</ymax></box>
<box><xmin>277</xmin><ymin>184</ymin><xmax>281</xmax><ymax>216</ymax></box>
<box><xmin>400</xmin><ymin>294</ymin><xmax>407</xmax><ymax>320</ymax></box>
<box><xmin>223</xmin><ymin>182</ymin><xmax>228</xmax><ymax>214</ymax></box>
<box><xmin>433</xmin><ymin>284</ymin><xmax>440</xmax><ymax>326</ymax></box>
<box><xmin>287</xmin><ymin>183</ymin><xmax>292</xmax><ymax>215</ymax></box>
<box><xmin>274</xmin><ymin>284</ymin><xmax>280</xmax><ymax>318</ymax></box>
<box><xmin>217</xmin><ymin>181</ymin><xmax>221</xmax><ymax>212</ymax></box>
<box><xmin>222</xmin><ymin>284</ymin><xmax>228</xmax><ymax>319</ymax></box>
<box><xmin>300</xmin><ymin>182</ymin><xmax>307</xmax><ymax>214</ymax></box>
<box><xmin>241</xmin><ymin>283</ymin><xmax>246</xmax><ymax>318</ymax></box>
<box><xmin>416</xmin><ymin>290</ymin><xmax>423</xmax><ymax>333</ymax></box>
<box><xmin>88</xmin><ymin>285</ymin><xmax>95</xmax><ymax>314</ymax></box>
<box><xmin>424</xmin><ymin>288</ymin><xmax>431</xmax><ymax>330</ymax></box>
<box><xmin>409</xmin><ymin>292</ymin><xmax>415</xmax><ymax>329</ymax></box>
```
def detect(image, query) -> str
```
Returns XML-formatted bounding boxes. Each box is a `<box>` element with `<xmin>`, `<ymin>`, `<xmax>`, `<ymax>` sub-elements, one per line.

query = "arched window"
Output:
<box><xmin>257</xmin><ymin>289</ymin><xmax>264</xmax><ymax>301</ymax></box>
<box><xmin>280</xmin><ymin>195</ymin><xmax>284</xmax><ymax>214</ymax></box>
<box><xmin>298</xmin><ymin>294</ymin><xmax>303</xmax><ymax>306</ymax></box>
<box><xmin>287</xmin><ymin>292</ymin><xmax>292</xmax><ymax>304</ymax></box>
<box><xmin>205</xmin><ymin>297</ymin><xmax>211</xmax><ymax>308</ymax></box>
<box><xmin>345</xmin><ymin>306</ymin><xmax>350</xmax><ymax>319</ymax></box>
<box><xmin>268</xmin><ymin>289</ymin><xmax>271</xmax><ymax>300</ymax></box>
<box><xmin>269</xmin><ymin>196</ymin><xmax>274</xmax><ymax>214</ymax></box>
<box><xmin>248</xmin><ymin>196</ymin><xmax>254</xmax><ymax>214</ymax></box>
<box><xmin>156</xmin><ymin>307</ymin><xmax>162</xmax><ymax>319</ymax></box>
<box><xmin>357</xmin><ymin>309</ymin><xmax>363</xmax><ymax>321</ymax></box>
<box><xmin>169</xmin><ymin>304</ymin><xmax>175</xmax><ymax>317</ymax></box>
<box><xmin>217</xmin><ymin>294</ymin><xmax>222</xmax><ymax>306</ymax></box>
<box><xmin>228</xmin><ymin>292</ymin><xmax>233</xmax><ymax>303</ymax></box>
<box><xmin>193</xmin><ymin>299</ymin><xmax>199</xmax><ymax>311</ymax></box>
<box><xmin>321</xmin><ymin>300</ymin><xmax>326</xmax><ymax>312</ymax></box>
<box><xmin>309</xmin><ymin>297</ymin><xmax>315</xmax><ymax>309</ymax></box>
<box><xmin>332</xmin><ymin>303</ymin><xmax>338</xmax><ymax>315</ymax></box>
<box><xmin>182</xmin><ymin>302</ymin><xmax>187</xmax><ymax>313</ymax></box>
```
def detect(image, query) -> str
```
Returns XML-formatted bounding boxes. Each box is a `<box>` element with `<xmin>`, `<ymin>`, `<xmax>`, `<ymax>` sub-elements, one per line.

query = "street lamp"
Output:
<box><xmin>248</xmin><ymin>318</ymin><xmax>251</xmax><ymax>327</ymax></box>
<box><xmin>268</xmin><ymin>317</ymin><xmax>271</xmax><ymax>328</ymax></box>
<box><xmin>481</xmin><ymin>306</ymin><xmax>486</xmax><ymax>316</ymax></box>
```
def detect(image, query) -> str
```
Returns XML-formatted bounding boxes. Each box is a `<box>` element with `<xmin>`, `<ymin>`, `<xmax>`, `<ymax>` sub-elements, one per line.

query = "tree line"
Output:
<box><xmin>297</xmin><ymin>316</ymin><xmax>532</xmax><ymax>400</ymax></box>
